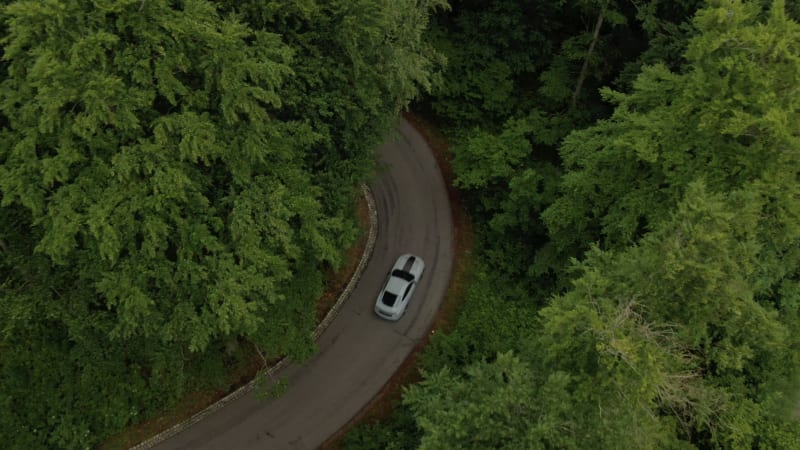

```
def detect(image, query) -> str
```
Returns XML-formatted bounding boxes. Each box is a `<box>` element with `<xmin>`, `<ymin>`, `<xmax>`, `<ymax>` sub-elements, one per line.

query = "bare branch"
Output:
<box><xmin>571</xmin><ymin>12</ymin><xmax>605</xmax><ymax>111</ymax></box>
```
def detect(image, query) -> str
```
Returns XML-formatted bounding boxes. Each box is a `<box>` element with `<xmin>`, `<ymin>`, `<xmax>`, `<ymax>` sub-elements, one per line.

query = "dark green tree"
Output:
<box><xmin>434</xmin><ymin>0</ymin><xmax>705</xmax><ymax>293</ymax></box>
<box><xmin>216</xmin><ymin>0</ymin><xmax>447</xmax><ymax>221</ymax></box>
<box><xmin>400</xmin><ymin>1</ymin><xmax>800</xmax><ymax>449</ymax></box>
<box><xmin>0</xmin><ymin>0</ymin><xmax>445</xmax><ymax>447</ymax></box>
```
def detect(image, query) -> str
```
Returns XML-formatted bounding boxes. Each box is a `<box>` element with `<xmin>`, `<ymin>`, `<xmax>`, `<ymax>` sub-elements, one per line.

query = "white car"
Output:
<box><xmin>374</xmin><ymin>254</ymin><xmax>425</xmax><ymax>321</ymax></box>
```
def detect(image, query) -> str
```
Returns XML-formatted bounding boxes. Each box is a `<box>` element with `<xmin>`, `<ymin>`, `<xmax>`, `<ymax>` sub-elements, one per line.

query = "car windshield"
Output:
<box><xmin>391</xmin><ymin>269</ymin><xmax>414</xmax><ymax>282</ymax></box>
<box><xmin>381</xmin><ymin>292</ymin><xmax>399</xmax><ymax>307</ymax></box>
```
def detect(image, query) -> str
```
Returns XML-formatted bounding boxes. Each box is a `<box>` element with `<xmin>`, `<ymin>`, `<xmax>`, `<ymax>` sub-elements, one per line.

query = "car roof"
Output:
<box><xmin>385</xmin><ymin>275</ymin><xmax>409</xmax><ymax>295</ymax></box>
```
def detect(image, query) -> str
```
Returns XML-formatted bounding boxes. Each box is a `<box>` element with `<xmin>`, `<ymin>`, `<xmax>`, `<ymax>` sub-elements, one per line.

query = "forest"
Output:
<box><xmin>0</xmin><ymin>0</ymin><xmax>443</xmax><ymax>448</ymax></box>
<box><xmin>343</xmin><ymin>0</ymin><xmax>800</xmax><ymax>449</ymax></box>
<box><xmin>0</xmin><ymin>0</ymin><xmax>798</xmax><ymax>449</ymax></box>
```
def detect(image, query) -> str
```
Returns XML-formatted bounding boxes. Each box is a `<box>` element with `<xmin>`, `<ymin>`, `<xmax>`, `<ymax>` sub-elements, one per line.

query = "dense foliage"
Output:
<box><xmin>0</xmin><ymin>0</ymin><xmax>443</xmax><ymax>448</ymax></box>
<box><xmin>345</xmin><ymin>0</ymin><xmax>800</xmax><ymax>449</ymax></box>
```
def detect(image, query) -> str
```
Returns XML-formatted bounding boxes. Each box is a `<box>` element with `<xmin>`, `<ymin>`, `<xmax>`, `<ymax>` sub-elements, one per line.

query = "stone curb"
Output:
<box><xmin>130</xmin><ymin>184</ymin><xmax>378</xmax><ymax>450</ymax></box>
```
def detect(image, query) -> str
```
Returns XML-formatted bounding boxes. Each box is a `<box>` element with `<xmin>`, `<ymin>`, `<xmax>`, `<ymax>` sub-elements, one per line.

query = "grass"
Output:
<box><xmin>98</xmin><ymin>193</ymin><xmax>372</xmax><ymax>450</ymax></box>
<box><xmin>321</xmin><ymin>112</ymin><xmax>474</xmax><ymax>449</ymax></box>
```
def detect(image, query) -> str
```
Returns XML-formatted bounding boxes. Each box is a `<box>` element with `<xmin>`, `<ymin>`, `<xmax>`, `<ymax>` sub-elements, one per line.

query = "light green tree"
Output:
<box><xmin>543</xmin><ymin>0</ymin><xmax>800</xmax><ymax>262</ymax></box>
<box><xmin>405</xmin><ymin>352</ymin><xmax>578</xmax><ymax>450</ymax></box>
<box><xmin>408</xmin><ymin>181</ymin><xmax>800</xmax><ymax>449</ymax></box>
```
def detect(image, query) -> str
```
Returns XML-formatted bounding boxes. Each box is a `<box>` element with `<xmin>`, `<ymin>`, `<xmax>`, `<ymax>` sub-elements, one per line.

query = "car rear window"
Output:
<box><xmin>381</xmin><ymin>292</ymin><xmax>398</xmax><ymax>307</ymax></box>
<box><xmin>391</xmin><ymin>269</ymin><xmax>414</xmax><ymax>282</ymax></box>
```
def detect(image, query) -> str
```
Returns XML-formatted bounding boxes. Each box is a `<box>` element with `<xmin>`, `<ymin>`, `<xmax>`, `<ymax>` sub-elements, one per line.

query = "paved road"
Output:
<box><xmin>153</xmin><ymin>118</ymin><xmax>454</xmax><ymax>450</ymax></box>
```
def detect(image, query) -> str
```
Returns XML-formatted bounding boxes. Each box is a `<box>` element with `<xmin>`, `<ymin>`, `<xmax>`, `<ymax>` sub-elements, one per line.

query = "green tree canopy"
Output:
<box><xmin>397</xmin><ymin>2</ymin><xmax>800</xmax><ymax>449</ymax></box>
<box><xmin>544</xmin><ymin>0</ymin><xmax>800</xmax><ymax>266</ymax></box>
<box><xmin>407</xmin><ymin>181</ymin><xmax>800</xmax><ymax>449</ymax></box>
<box><xmin>0</xmin><ymin>0</ymin><xmax>445</xmax><ymax>447</ymax></box>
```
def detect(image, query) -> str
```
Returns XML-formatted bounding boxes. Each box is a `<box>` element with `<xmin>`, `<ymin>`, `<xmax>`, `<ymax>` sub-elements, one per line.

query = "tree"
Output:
<box><xmin>538</xmin><ymin>181</ymin><xmax>800</xmax><ymax>448</ymax></box>
<box><xmin>536</xmin><ymin>3</ymin><xmax>800</xmax><ymax>446</ymax></box>
<box><xmin>216</xmin><ymin>0</ymin><xmax>448</xmax><ymax>221</ymax></box>
<box><xmin>407</xmin><ymin>182</ymin><xmax>800</xmax><ymax>449</ymax></box>
<box><xmin>405</xmin><ymin>352</ymin><xmax>567</xmax><ymax>450</ymax></box>
<box><xmin>400</xmin><ymin>2</ymin><xmax>800</xmax><ymax>449</ymax></box>
<box><xmin>437</xmin><ymin>0</ymin><xmax>705</xmax><ymax>291</ymax></box>
<box><xmin>449</xmin><ymin>113</ymin><xmax>562</xmax><ymax>286</ymax></box>
<box><xmin>543</xmin><ymin>0</ymin><xmax>800</xmax><ymax>269</ymax></box>
<box><xmin>0</xmin><ymin>0</ymin><xmax>446</xmax><ymax>447</ymax></box>
<box><xmin>419</xmin><ymin>0</ymin><xmax>559</xmax><ymax>127</ymax></box>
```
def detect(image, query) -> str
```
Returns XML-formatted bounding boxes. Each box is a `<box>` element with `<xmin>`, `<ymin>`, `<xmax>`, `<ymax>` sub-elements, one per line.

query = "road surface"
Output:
<box><xmin>153</xmin><ymin>118</ymin><xmax>454</xmax><ymax>450</ymax></box>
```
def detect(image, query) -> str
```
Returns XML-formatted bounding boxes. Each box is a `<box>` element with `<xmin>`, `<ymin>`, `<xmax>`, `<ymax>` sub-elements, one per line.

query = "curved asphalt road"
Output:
<box><xmin>153</xmin><ymin>118</ymin><xmax>454</xmax><ymax>450</ymax></box>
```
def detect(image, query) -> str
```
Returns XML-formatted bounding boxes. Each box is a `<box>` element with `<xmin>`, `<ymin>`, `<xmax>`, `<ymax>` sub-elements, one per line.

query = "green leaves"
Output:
<box><xmin>529</xmin><ymin>5</ymin><xmax>800</xmax><ymax>444</ymax></box>
<box><xmin>405</xmin><ymin>352</ymin><xmax>540</xmax><ymax>450</ymax></box>
<box><xmin>544</xmin><ymin>0</ymin><xmax>800</xmax><ymax>260</ymax></box>
<box><xmin>1</xmin><ymin>0</ymin><xmax>446</xmax><ymax>447</ymax></box>
<box><xmin>396</xmin><ymin>2</ymin><xmax>800</xmax><ymax>449</ymax></box>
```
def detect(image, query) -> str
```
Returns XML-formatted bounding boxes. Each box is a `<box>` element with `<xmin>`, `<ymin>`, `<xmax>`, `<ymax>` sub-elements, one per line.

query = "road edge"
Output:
<box><xmin>129</xmin><ymin>184</ymin><xmax>378</xmax><ymax>450</ymax></box>
<box><xmin>321</xmin><ymin>113</ymin><xmax>468</xmax><ymax>449</ymax></box>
